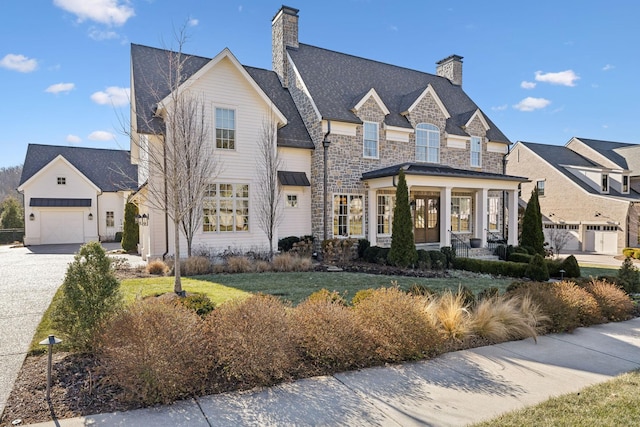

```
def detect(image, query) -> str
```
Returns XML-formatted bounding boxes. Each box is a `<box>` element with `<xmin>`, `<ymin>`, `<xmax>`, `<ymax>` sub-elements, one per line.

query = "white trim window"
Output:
<box><xmin>623</xmin><ymin>175</ymin><xmax>629</xmax><ymax>193</ymax></box>
<box><xmin>536</xmin><ymin>180</ymin><xmax>545</xmax><ymax>196</ymax></box>
<box><xmin>601</xmin><ymin>174</ymin><xmax>609</xmax><ymax>192</ymax></box>
<box><xmin>106</xmin><ymin>211</ymin><xmax>115</xmax><ymax>228</ymax></box>
<box><xmin>451</xmin><ymin>196</ymin><xmax>472</xmax><ymax>232</ymax></box>
<box><xmin>488</xmin><ymin>196</ymin><xmax>500</xmax><ymax>231</ymax></box>
<box><xmin>286</xmin><ymin>194</ymin><xmax>298</xmax><ymax>208</ymax></box>
<box><xmin>470</xmin><ymin>136</ymin><xmax>481</xmax><ymax>167</ymax></box>
<box><xmin>416</xmin><ymin>123</ymin><xmax>440</xmax><ymax>163</ymax></box>
<box><xmin>333</xmin><ymin>194</ymin><xmax>364</xmax><ymax>237</ymax></box>
<box><xmin>377</xmin><ymin>194</ymin><xmax>394</xmax><ymax>235</ymax></box>
<box><xmin>363</xmin><ymin>121</ymin><xmax>378</xmax><ymax>158</ymax></box>
<box><xmin>203</xmin><ymin>183</ymin><xmax>249</xmax><ymax>232</ymax></box>
<box><xmin>57</xmin><ymin>177</ymin><xmax>66</xmax><ymax>185</ymax></box>
<box><xmin>215</xmin><ymin>107</ymin><xmax>236</xmax><ymax>150</ymax></box>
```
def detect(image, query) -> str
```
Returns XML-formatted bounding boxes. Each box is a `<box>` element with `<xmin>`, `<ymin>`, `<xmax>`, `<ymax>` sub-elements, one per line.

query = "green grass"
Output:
<box><xmin>580</xmin><ymin>264</ymin><xmax>618</xmax><ymax>279</ymax></box>
<box><xmin>191</xmin><ymin>271</ymin><xmax>512</xmax><ymax>306</ymax></box>
<box><xmin>472</xmin><ymin>370</ymin><xmax>640</xmax><ymax>426</ymax></box>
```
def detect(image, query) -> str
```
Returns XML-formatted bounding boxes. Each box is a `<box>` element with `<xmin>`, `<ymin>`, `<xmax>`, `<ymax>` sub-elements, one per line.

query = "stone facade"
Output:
<box><xmin>436</xmin><ymin>55</ymin><xmax>463</xmax><ymax>86</ymax></box>
<box><xmin>271</xmin><ymin>6</ymin><xmax>298</xmax><ymax>88</ymax></box>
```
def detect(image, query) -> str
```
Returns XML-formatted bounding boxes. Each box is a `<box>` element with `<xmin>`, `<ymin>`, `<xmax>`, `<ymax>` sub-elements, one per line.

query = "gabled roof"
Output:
<box><xmin>572</xmin><ymin>137</ymin><xmax>640</xmax><ymax>171</ymax></box>
<box><xmin>287</xmin><ymin>43</ymin><xmax>510</xmax><ymax>144</ymax></box>
<box><xmin>19</xmin><ymin>144</ymin><xmax>138</xmax><ymax>192</ymax></box>
<box><xmin>131</xmin><ymin>44</ymin><xmax>313</xmax><ymax>149</ymax></box>
<box><xmin>362</xmin><ymin>162</ymin><xmax>527</xmax><ymax>182</ymax></box>
<box><xmin>516</xmin><ymin>141</ymin><xmax>640</xmax><ymax>199</ymax></box>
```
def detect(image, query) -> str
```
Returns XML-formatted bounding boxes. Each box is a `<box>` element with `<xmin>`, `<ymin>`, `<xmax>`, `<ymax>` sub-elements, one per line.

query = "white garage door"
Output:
<box><xmin>585</xmin><ymin>230</ymin><xmax>618</xmax><ymax>254</ymax></box>
<box><xmin>41</xmin><ymin>211</ymin><xmax>85</xmax><ymax>244</ymax></box>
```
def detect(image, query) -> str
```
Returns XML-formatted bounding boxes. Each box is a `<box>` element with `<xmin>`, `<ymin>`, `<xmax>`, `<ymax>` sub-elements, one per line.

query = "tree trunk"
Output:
<box><xmin>174</xmin><ymin>218</ymin><xmax>182</xmax><ymax>294</ymax></box>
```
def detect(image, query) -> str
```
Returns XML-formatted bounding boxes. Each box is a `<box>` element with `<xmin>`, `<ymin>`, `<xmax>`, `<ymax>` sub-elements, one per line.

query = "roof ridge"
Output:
<box><xmin>27</xmin><ymin>143</ymin><xmax>130</xmax><ymax>154</ymax></box>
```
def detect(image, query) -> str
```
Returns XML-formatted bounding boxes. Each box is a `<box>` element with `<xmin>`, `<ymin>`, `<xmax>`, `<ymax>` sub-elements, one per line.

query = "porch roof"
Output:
<box><xmin>361</xmin><ymin>163</ymin><xmax>529</xmax><ymax>182</ymax></box>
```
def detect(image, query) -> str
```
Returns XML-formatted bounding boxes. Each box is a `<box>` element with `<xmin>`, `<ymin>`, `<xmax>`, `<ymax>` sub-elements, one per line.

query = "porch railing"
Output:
<box><xmin>449</xmin><ymin>231</ymin><xmax>469</xmax><ymax>258</ymax></box>
<box><xmin>486</xmin><ymin>229</ymin><xmax>507</xmax><ymax>259</ymax></box>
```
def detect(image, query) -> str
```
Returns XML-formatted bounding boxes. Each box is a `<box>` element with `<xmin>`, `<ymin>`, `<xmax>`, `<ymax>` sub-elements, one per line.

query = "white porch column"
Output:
<box><xmin>476</xmin><ymin>188</ymin><xmax>488</xmax><ymax>245</ymax></box>
<box><xmin>440</xmin><ymin>186</ymin><xmax>452</xmax><ymax>246</ymax></box>
<box><xmin>367</xmin><ymin>188</ymin><xmax>377</xmax><ymax>246</ymax></box>
<box><xmin>507</xmin><ymin>189</ymin><xmax>519</xmax><ymax>246</ymax></box>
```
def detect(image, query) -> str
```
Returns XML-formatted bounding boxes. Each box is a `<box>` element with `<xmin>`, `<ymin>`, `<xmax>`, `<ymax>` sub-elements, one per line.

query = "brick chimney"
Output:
<box><xmin>272</xmin><ymin>5</ymin><xmax>299</xmax><ymax>88</ymax></box>
<box><xmin>436</xmin><ymin>55</ymin><xmax>463</xmax><ymax>86</ymax></box>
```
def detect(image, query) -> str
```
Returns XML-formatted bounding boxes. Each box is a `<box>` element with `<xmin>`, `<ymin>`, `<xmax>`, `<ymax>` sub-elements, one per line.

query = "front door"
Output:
<box><xmin>414</xmin><ymin>196</ymin><xmax>440</xmax><ymax>243</ymax></box>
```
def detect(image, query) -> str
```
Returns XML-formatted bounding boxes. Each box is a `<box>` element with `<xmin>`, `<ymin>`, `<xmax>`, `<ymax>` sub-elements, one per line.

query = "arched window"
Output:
<box><xmin>416</xmin><ymin>123</ymin><xmax>440</xmax><ymax>163</ymax></box>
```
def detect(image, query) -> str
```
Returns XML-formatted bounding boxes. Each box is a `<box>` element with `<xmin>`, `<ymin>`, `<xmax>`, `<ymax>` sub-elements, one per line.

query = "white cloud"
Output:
<box><xmin>602</xmin><ymin>124</ymin><xmax>609</xmax><ymax>129</ymax></box>
<box><xmin>602</xmin><ymin>64</ymin><xmax>615</xmax><ymax>71</ymax></box>
<box><xmin>66</xmin><ymin>134</ymin><xmax>82</xmax><ymax>143</ymax></box>
<box><xmin>389</xmin><ymin>25</ymin><xmax>398</xmax><ymax>31</ymax></box>
<box><xmin>238</xmin><ymin>5</ymin><xmax>243</xmax><ymax>12</ymax></box>
<box><xmin>491</xmin><ymin>104</ymin><xmax>508</xmax><ymax>111</ymax></box>
<box><xmin>53</xmin><ymin>0</ymin><xmax>135</xmax><ymax>26</ymax></box>
<box><xmin>88</xmin><ymin>130</ymin><xmax>114</xmax><ymax>141</ymax></box>
<box><xmin>520</xmin><ymin>81</ymin><xmax>536</xmax><ymax>89</ymax></box>
<box><xmin>188</xmin><ymin>18</ymin><xmax>199</xmax><ymax>27</ymax></box>
<box><xmin>534</xmin><ymin>70</ymin><xmax>579</xmax><ymax>87</ymax></box>
<box><xmin>88</xmin><ymin>27</ymin><xmax>119</xmax><ymax>40</ymax></box>
<box><xmin>513</xmin><ymin>97</ymin><xmax>551</xmax><ymax>112</ymax></box>
<box><xmin>0</xmin><ymin>53</ymin><xmax>38</xmax><ymax>72</ymax></box>
<box><xmin>91</xmin><ymin>86</ymin><xmax>130</xmax><ymax>106</ymax></box>
<box><xmin>45</xmin><ymin>82</ymin><xmax>75</xmax><ymax>94</ymax></box>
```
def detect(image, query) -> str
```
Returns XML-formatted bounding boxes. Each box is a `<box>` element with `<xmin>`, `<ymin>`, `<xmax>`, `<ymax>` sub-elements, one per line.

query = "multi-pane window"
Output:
<box><xmin>363</xmin><ymin>122</ymin><xmax>378</xmax><ymax>158</ymax></box>
<box><xmin>623</xmin><ymin>175</ymin><xmax>629</xmax><ymax>193</ymax></box>
<box><xmin>416</xmin><ymin>123</ymin><xmax>439</xmax><ymax>163</ymax></box>
<box><xmin>215</xmin><ymin>108</ymin><xmax>235</xmax><ymax>149</ymax></box>
<box><xmin>203</xmin><ymin>183</ymin><xmax>249</xmax><ymax>232</ymax></box>
<box><xmin>601</xmin><ymin>174</ymin><xmax>609</xmax><ymax>192</ymax></box>
<box><xmin>537</xmin><ymin>180</ymin><xmax>545</xmax><ymax>196</ymax></box>
<box><xmin>451</xmin><ymin>196</ymin><xmax>472</xmax><ymax>232</ymax></box>
<box><xmin>106</xmin><ymin>211</ymin><xmax>114</xmax><ymax>227</ymax></box>
<box><xmin>377</xmin><ymin>195</ymin><xmax>394</xmax><ymax>234</ymax></box>
<box><xmin>488</xmin><ymin>196</ymin><xmax>500</xmax><ymax>231</ymax></box>
<box><xmin>286</xmin><ymin>194</ymin><xmax>298</xmax><ymax>208</ymax></box>
<box><xmin>470</xmin><ymin>136</ymin><xmax>481</xmax><ymax>167</ymax></box>
<box><xmin>333</xmin><ymin>194</ymin><xmax>364</xmax><ymax>237</ymax></box>
<box><xmin>57</xmin><ymin>177</ymin><xmax>66</xmax><ymax>185</ymax></box>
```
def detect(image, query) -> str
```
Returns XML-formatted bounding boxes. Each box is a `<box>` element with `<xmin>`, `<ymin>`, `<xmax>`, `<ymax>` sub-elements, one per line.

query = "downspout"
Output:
<box><xmin>502</xmin><ymin>149</ymin><xmax>508</xmax><ymax>240</ymax></box>
<box><xmin>322</xmin><ymin>120</ymin><xmax>331</xmax><ymax>242</ymax></box>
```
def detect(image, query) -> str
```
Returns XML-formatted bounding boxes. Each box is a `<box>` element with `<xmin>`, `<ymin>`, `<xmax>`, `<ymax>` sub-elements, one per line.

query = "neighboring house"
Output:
<box><xmin>131</xmin><ymin>5</ymin><xmax>525</xmax><ymax>260</ymax></box>
<box><xmin>18</xmin><ymin>144</ymin><xmax>138</xmax><ymax>245</ymax></box>
<box><xmin>506</xmin><ymin>138</ymin><xmax>640</xmax><ymax>254</ymax></box>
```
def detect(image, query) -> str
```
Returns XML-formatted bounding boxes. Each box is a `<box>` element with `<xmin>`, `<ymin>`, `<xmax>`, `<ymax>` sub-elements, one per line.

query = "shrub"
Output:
<box><xmin>477</xmin><ymin>287</ymin><xmax>500</xmax><ymax>301</ymax></box>
<box><xmin>622</xmin><ymin>247</ymin><xmax>635</xmax><ymax>258</ymax></box>
<box><xmin>121</xmin><ymin>202</ymin><xmax>139</xmax><ymax>252</ymax></box>
<box><xmin>98</xmin><ymin>298</ymin><xmax>208</xmax><ymax>405</ymax></box>
<box><xmin>433</xmin><ymin>290</ymin><xmax>473</xmax><ymax>341</ymax></box>
<box><xmin>363</xmin><ymin>246</ymin><xmax>381</xmax><ymax>264</ymax></box>
<box><xmin>226</xmin><ymin>256</ymin><xmax>253</xmax><ymax>273</ymax></box>
<box><xmin>292</xmin><ymin>299</ymin><xmax>375</xmax><ymax>372</ymax></box>
<box><xmin>416</xmin><ymin>249</ymin><xmax>431</xmax><ymax>269</ymax></box>
<box><xmin>114</xmin><ymin>231</ymin><xmax>123</xmax><ymax>243</ymax></box>
<box><xmin>322</xmin><ymin>238</ymin><xmax>357</xmax><ymax>264</ymax></box>
<box><xmin>428</xmin><ymin>250</ymin><xmax>447</xmax><ymax>270</ymax></box>
<box><xmin>272</xmin><ymin>253</ymin><xmax>295</xmax><ymax>272</ymax></box>
<box><xmin>525</xmin><ymin>254</ymin><xmax>549</xmax><ymax>281</ymax></box>
<box><xmin>351</xmin><ymin>288</ymin><xmax>375</xmax><ymax>306</ymax></box>
<box><xmin>204</xmin><ymin>295</ymin><xmax>299</xmax><ymax>387</ymax></box>
<box><xmin>176</xmin><ymin>293</ymin><xmax>216</xmax><ymax>318</ymax></box>
<box><xmin>51</xmin><ymin>242</ymin><xmax>123</xmax><ymax>352</ymax></box>
<box><xmin>307</xmin><ymin>288</ymin><xmax>347</xmax><ymax>305</ymax></box>
<box><xmin>520</xmin><ymin>187</ymin><xmax>544</xmax><ymax>255</ymax></box>
<box><xmin>553</xmin><ymin>281</ymin><xmax>602</xmax><ymax>326</ymax></box>
<box><xmin>387</xmin><ymin>169</ymin><xmax>418</xmax><ymax>268</ymax></box>
<box><xmin>617</xmin><ymin>257</ymin><xmax>640</xmax><ymax>294</ymax></box>
<box><xmin>508</xmin><ymin>253</ymin><xmax>532</xmax><ymax>264</ymax></box>
<box><xmin>290</xmin><ymin>239</ymin><xmax>314</xmax><ymax>258</ymax></box>
<box><xmin>182</xmin><ymin>256</ymin><xmax>212</xmax><ymax>276</ymax></box>
<box><xmin>453</xmin><ymin>257</ymin><xmax>528</xmax><ymax>278</ymax></box>
<box><xmin>559</xmin><ymin>255</ymin><xmax>581</xmax><ymax>278</ymax></box>
<box><xmin>408</xmin><ymin>284</ymin><xmax>435</xmax><ymax>296</ymax></box>
<box><xmin>584</xmin><ymin>279</ymin><xmax>634</xmax><ymax>321</ymax></box>
<box><xmin>440</xmin><ymin>246</ymin><xmax>456</xmax><ymax>268</ymax></box>
<box><xmin>278</xmin><ymin>236</ymin><xmax>300</xmax><ymax>252</ymax></box>
<box><xmin>357</xmin><ymin>239</ymin><xmax>370</xmax><ymax>259</ymax></box>
<box><xmin>470</xmin><ymin>295</ymin><xmax>543</xmax><ymax>343</ymax></box>
<box><xmin>146</xmin><ymin>259</ymin><xmax>169</xmax><ymax>275</ymax></box>
<box><xmin>354</xmin><ymin>287</ymin><xmax>441</xmax><ymax>361</ymax></box>
<box><xmin>254</xmin><ymin>260</ymin><xmax>272</xmax><ymax>273</ymax></box>
<box><xmin>545</xmin><ymin>258</ymin><xmax>562</xmax><ymax>278</ymax></box>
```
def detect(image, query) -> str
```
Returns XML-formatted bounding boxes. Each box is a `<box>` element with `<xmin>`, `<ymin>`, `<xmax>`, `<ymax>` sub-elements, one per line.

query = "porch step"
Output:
<box><xmin>466</xmin><ymin>247</ymin><xmax>500</xmax><ymax>261</ymax></box>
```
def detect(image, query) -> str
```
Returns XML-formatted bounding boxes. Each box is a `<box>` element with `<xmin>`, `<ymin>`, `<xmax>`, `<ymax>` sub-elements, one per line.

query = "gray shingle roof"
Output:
<box><xmin>131</xmin><ymin>44</ymin><xmax>313</xmax><ymax>149</ymax></box>
<box><xmin>287</xmin><ymin>44</ymin><xmax>510</xmax><ymax>144</ymax></box>
<box><xmin>574</xmin><ymin>137</ymin><xmax>640</xmax><ymax>171</ymax></box>
<box><xmin>19</xmin><ymin>144</ymin><xmax>138</xmax><ymax>192</ymax></box>
<box><xmin>519</xmin><ymin>141</ymin><xmax>640</xmax><ymax>199</ymax></box>
<box><xmin>362</xmin><ymin>163</ymin><xmax>527</xmax><ymax>182</ymax></box>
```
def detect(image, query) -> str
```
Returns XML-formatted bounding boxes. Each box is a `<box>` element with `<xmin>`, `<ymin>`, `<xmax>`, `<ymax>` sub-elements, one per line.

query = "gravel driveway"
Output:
<box><xmin>0</xmin><ymin>243</ymin><xmax>142</xmax><ymax>417</ymax></box>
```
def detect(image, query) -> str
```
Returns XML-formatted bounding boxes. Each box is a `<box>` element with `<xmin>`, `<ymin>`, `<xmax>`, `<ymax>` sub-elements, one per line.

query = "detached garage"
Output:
<box><xmin>18</xmin><ymin>144</ymin><xmax>137</xmax><ymax>246</ymax></box>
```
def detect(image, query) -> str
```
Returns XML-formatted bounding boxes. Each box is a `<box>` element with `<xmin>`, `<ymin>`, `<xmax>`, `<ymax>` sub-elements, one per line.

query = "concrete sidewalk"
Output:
<box><xmin>28</xmin><ymin>317</ymin><xmax>640</xmax><ymax>426</ymax></box>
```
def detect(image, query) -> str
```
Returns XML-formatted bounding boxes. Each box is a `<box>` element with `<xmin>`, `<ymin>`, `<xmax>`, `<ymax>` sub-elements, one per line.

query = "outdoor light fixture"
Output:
<box><xmin>136</xmin><ymin>213</ymin><xmax>149</xmax><ymax>226</ymax></box>
<box><xmin>88</xmin><ymin>213</ymin><xmax>93</xmax><ymax>220</ymax></box>
<box><xmin>29</xmin><ymin>213</ymin><xmax>35</xmax><ymax>221</ymax></box>
<box><xmin>39</xmin><ymin>335</ymin><xmax>62</xmax><ymax>401</ymax></box>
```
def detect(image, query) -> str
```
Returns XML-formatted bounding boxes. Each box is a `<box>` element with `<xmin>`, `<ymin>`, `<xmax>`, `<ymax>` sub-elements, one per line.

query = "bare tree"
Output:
<box><xmin>255</xmin><ymin>116</ymin><xmax>283</xmax><ymax>260</ymax></box>
<box><xmin>125</xmin><ymin>27</ymin><xmax>219</xmax><ymax>294</ymax></box>
<box><xmin>546</xmin><ymin>226</ymin><xmax>571</xmax><ymax>258</ymax></box>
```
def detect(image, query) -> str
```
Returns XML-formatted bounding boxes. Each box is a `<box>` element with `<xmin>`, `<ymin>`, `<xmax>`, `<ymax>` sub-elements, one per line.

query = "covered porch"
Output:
<box><xmin>362</xmin><ymin>164</ymin><xmax>527</xmax><ymax>252</ymax></box>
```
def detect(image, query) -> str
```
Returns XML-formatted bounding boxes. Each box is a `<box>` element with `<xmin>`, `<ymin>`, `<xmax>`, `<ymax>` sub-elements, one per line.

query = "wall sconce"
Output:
<box><xmin>409</xmin><ymin>199</ymin><xmax>416</xmax><ymax>210</ymax></box>
<box><xmin>136</xmin><ymin>214</ymin><xmax>149</xmax><ymax>226</ymax></box>
<box><xmin>88</xmin><ymin>213</ymin><xmax>93</xmax><ymax>220</ymax></box>
<box><xmin>29</xmin><ymin>213</ymin><xmax>35</xmax><ymax>221</ymax></box>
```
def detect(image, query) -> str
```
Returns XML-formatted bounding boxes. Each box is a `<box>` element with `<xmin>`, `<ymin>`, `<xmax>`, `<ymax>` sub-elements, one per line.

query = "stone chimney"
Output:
<box><xmin>272</xmin><ymin>5</ymin><xmax>299</xmax><ymax>87</ymax></box>
<box><xmin>436</xmin><ymin>55</ymin><xmax>463</xmax><ymax>86</ymax></box>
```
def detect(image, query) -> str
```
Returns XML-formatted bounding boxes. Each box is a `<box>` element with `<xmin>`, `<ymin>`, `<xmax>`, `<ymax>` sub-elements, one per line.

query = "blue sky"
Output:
<box><xmin>2</xmin><ymin>0</ymin><xmax>639</xmax><ymax>168</ymax></box>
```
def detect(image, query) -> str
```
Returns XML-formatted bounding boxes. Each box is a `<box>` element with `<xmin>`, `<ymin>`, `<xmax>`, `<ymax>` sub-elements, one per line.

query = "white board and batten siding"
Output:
<box><xmin>279</xmin><ymin>147</ymin><xmax>312</xmax><ymax>238</ymax></box>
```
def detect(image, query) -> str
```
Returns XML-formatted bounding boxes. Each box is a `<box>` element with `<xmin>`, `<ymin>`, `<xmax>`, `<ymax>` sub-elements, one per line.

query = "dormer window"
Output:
<box><xmin>623</xmin><ymin>175</ymin><xmax>629</xmax><ymax>193</ymax></box>
<box><xmin>57</xmin><ymin>177</ymin><xmax>66</xmax><ymax>185</ymax></box>
<box><xmin>363</xmin><ymin>122</ymin><xmax>379</xmax><ymax>158</ymax></box>
<box><xmin>601</xmin><ymin>174</ymin><xmax>609</xmax><ymax>192</ymax></box>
